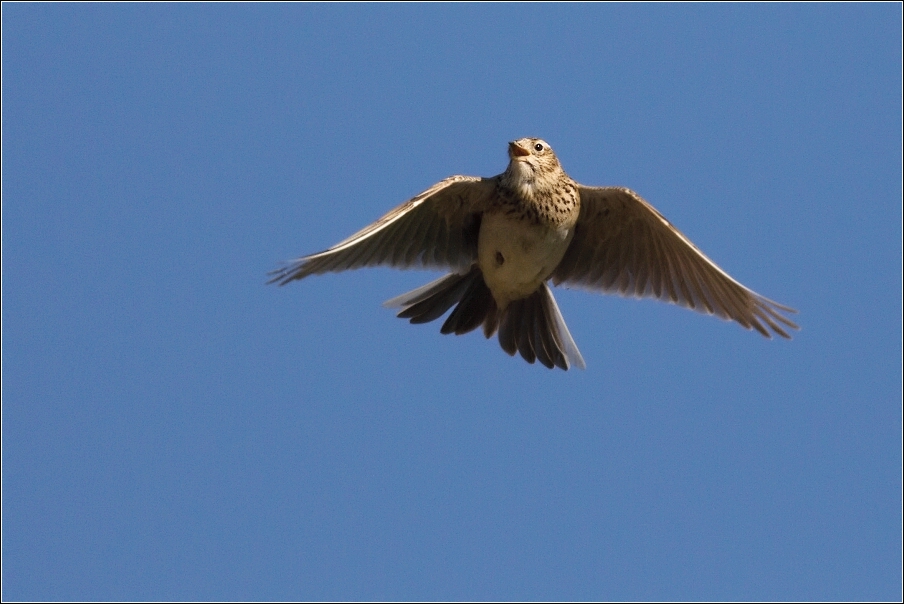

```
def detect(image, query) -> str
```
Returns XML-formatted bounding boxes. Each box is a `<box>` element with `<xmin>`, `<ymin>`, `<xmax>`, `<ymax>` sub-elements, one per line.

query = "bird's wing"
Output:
<box><xmin>552</xmin><ymin>186</ymin><xmax>799</xmax><ymax>338</ymax></box>
<box><xmin>269</xmin><ymin>175</ymin><xmax>498</xmax><ymax>284</ymax></box>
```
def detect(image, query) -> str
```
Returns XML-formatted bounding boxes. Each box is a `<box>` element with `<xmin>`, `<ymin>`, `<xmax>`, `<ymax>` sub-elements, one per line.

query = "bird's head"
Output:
<box><xmin>503</xmin><ymin>138</ymin><xmax>568</xmax><ymax>200</ymax></box>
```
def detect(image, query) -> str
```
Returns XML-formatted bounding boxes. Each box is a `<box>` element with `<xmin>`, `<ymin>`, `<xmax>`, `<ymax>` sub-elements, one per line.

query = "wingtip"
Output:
<box><xmin>266</xmin><ymin>261</ymin><xmax>308</xmax><ymax>286</ymax></box>
<box><xmin>265</xmin><ymin>267</ymin><xmax>287</xmax><ymax>285</ymax></box>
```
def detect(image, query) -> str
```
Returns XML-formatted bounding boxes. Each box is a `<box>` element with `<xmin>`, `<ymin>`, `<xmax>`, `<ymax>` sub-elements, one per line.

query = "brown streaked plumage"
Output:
<box><xmin>270</xmin><ymin>137</ymin><xmax>798</xmax><ymax>370</ymax></box>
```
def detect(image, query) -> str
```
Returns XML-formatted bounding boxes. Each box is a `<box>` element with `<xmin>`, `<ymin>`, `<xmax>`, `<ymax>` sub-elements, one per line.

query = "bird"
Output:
<box><xmin>269</xmin><ymin>137</ymin><xmax>798</xmax><ymax>370</ymax></box>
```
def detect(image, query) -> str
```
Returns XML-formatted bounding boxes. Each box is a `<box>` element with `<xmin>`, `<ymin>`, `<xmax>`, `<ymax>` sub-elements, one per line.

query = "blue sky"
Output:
<box><xmin>3</xmin><ymin>4</ymin><xmax>901</xmax><ymax>601</ymax></box>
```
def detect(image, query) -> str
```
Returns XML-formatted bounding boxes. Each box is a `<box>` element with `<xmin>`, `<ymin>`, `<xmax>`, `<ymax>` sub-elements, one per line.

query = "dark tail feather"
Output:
<box><xmin>384</xmin><ymin>269</ymin><xmax>585</xmax><ymax>371</ymax></box>
<box><xmin>496</xmin><ymin>283</ymin><xmax>586</xmax><ymax>370</ymax></box>
<box><xmin>440</xmin><ymin>275</ymin><xmax>497</xmax><ymax>335</ymax></box>
<box><xmin>384</xmin><ymin>267</ymin><xmax>496</xmax><ymax>336</ymax></box>
<box><xmin>387</xmin><ymin>272</ymin><xmax>476</xmax><ymax>324</ymax></box>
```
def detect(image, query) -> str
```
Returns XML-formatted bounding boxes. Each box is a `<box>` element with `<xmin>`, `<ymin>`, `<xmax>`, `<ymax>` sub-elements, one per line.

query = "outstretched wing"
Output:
<box><xmin>552</xmin><ymin>186</ymin><xmax>799</xmax><ymax>338</ymax></box>
<box><xmin>270</xmin><ymin>175</ymin><xmax>498</xmax><ymax>284</ymax></box>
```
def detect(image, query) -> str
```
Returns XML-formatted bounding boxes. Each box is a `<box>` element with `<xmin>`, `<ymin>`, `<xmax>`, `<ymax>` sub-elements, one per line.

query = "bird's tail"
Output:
<box><xmin>384</xmin><ymin>267</ymin><xmax>585</xmax><ymax>370</ymax></box>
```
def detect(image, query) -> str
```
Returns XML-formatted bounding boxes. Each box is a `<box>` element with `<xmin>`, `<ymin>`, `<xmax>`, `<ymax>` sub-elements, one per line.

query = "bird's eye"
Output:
<box><xmin>534</xmin><ymin>143</ymin><xmax>544</xmax><ymax>152</ymax></box>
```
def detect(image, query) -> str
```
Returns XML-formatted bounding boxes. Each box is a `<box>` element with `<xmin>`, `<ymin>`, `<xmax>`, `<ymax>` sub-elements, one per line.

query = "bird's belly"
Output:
<box><xmin>477</xmin><ymin>212</ymin><xmax>574</xmax><ymax>308</ymax></box>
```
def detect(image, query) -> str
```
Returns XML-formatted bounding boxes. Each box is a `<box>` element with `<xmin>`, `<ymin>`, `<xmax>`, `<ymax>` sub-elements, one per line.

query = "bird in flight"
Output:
<box><xmin>270</xmin><ymin>138</ymin><xmax>798</xmax><ymax>370</ymax></box>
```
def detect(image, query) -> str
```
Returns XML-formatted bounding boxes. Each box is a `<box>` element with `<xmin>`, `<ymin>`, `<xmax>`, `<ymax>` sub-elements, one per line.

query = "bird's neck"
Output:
<box><xmin>501</xmin><ymin>162</ymin><xmax>568</xmax><ymax>204</ymax></box>
<box><xmin>497</xmin><ymin>166</ymin><xmax>579</xmax><ymax>228</ymax></box>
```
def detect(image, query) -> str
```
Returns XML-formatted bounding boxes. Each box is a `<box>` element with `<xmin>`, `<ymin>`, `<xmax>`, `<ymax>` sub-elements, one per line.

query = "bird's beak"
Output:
<box><xmin>508</xmin><ymin>141</ymin><xmax>530</xmax><ymax>159</ymax></box>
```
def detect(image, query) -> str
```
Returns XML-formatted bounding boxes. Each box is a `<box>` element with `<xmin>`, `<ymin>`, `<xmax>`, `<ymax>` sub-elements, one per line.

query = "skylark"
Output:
<box><xmin>270</xmin><ymin>138</ymin><xmax>798</xmax><ymax>370</ymax></box>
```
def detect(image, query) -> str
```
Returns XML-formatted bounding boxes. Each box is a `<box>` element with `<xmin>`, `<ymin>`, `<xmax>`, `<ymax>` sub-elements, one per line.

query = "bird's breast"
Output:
<box><xmin>477</xmin><ymin>212</ymin><xmax>575</xmax><ymax>308</ymax></box>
